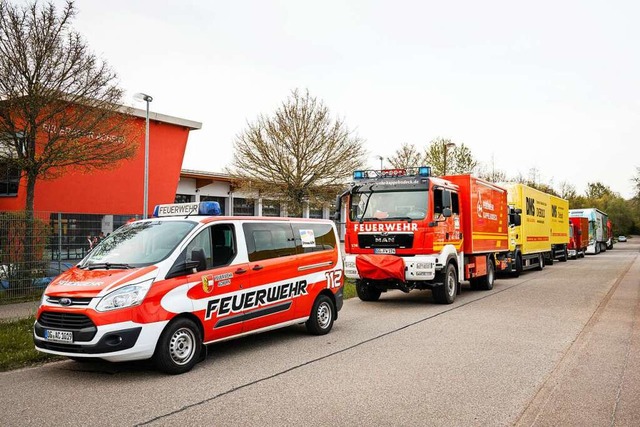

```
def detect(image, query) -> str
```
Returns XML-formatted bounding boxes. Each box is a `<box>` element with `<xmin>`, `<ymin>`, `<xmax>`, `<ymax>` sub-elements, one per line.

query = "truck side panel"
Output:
<box><xmin>504</xmin><ymin>183</ymin><xmax>552</xmax><ymax>255</ymax></box>
<box><xmin>445</xmin><ymin>175</ymin><xmax>508</xmax><ymax>254</ymax></box>
<box><xmin>549</xmin><ymin>195</ymin><xmax>569</xmax><ymax>246</ymax></box>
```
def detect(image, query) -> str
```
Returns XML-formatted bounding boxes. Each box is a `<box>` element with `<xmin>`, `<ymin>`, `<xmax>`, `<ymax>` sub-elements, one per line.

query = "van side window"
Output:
<box><xmin>185</xmin><ymin>228</ymin><xmax>213</xmax><ymax>272</ymax></box>
<box><xmin>243</xmin><ymin>223</ymin><xmax>296</xmax><ymax>262</ymax></box>
<box><xmin>292</xmin><ymin>223</ymin><xmax>336</xmax><ymax>253</ymax></box>
<box><xmin>211</xmin><ymin>225</ymin><xmax>236</xmax><ymax>267</ymax></box>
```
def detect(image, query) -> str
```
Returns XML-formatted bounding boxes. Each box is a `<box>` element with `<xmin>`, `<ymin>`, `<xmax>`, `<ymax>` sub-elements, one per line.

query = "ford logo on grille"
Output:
<box><xmin>59</xmin><ymin>298</ymin><xmax>72</xmax><ymax>306</ymax></box>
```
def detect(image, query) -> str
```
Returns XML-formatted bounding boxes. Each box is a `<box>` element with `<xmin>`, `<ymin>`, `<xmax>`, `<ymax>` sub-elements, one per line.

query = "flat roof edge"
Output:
<box><xmin>123</xmin><ymin>106</ymin><xmax>202</xmax><ymax>130</ymax></box>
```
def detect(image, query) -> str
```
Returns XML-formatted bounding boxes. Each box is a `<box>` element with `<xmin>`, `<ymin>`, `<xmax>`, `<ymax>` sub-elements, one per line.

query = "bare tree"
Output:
<box><xmin>0</xmin><ymin>0</ymin><xmax>137</xmax><ymax>213</ymax></box>
<box><xmin>387</xmin><ymin>143</ymin><xmax>424</xmax><ymax>169</ymax></box>
<box><xmin>230</xmin><ymin>89</ymin><xmax>366</xmax><ymax>216</ymax></box>
<box><xmin>0</xmin><ymin>0</ymin><xmax>136</xmax><ymax>292</ymax></box>
<box><xmin>424</xmin><ymin>138</ymin><xmax>477</xmax><ymax>176</ymax></box>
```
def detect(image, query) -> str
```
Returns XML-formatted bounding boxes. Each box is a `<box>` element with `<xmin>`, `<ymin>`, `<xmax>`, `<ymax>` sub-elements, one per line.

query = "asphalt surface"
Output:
<box><xmin>1</xmin><ymin>241</ymin><xmax>638</xmax><ymax>426</ymax></box>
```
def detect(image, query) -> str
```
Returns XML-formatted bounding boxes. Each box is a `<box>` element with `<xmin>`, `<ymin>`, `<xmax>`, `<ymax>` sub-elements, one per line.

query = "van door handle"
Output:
<box><xmin>235</xmin><ymin>268</ymin><xmax>247</xmax><ymax>274</ymax></box>
<box><xmin>252</xmin><ymin>265</ymin><xmax>264</xmax><ymax>271</ymax></box>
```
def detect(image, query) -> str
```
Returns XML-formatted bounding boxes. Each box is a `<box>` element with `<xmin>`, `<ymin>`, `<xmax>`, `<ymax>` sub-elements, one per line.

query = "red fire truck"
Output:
<box><xmin>337</xmin><ymin>168</ymin><xmax>517</xmax><ymax>304</ymax></box>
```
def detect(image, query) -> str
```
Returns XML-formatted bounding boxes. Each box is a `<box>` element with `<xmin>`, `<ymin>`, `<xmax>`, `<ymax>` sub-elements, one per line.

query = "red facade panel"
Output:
<box><xmin>1</xmin><ymin>117</ymin><xmax>194</xmax><ymax>216</ymax></box>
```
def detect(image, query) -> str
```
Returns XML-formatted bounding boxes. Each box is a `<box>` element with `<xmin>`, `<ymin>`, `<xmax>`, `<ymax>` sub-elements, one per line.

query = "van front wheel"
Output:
<box><xmin>306</xmin><ymin>295</ymin><xmax>335</xmax><ymax>335</ymax></box>
<box><xmin>154</xmin><ymin>318</ymin><xmax>201</xmax><ymax>375</ymax></box>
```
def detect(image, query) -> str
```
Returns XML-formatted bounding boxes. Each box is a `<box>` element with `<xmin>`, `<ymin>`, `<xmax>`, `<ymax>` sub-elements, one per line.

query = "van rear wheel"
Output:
<box><xmin>154</xmin><ymin>318</ymin><xmax>201</xmax><ymax>375</ymax></box>
<box><xmin>306</xmin><ymin>295</ymin><xmax>335</xmax><ymax>335</ymax></box>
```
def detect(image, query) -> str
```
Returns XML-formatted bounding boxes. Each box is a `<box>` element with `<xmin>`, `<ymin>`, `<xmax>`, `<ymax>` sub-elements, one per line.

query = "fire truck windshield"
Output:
<box><xmin>350</xmin><ymin>190</ymin><xmax>428</xmax><ymax>221</ymax></box>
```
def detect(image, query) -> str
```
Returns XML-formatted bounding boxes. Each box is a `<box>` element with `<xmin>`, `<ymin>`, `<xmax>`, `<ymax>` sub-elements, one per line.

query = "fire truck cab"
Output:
<box><xmin>338</xmin><ymin>167</ymin><xmax>465</xmax><ymax>304</ymax></box>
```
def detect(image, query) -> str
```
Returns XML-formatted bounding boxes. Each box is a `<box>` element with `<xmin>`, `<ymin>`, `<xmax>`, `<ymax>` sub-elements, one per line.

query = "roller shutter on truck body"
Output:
<box><xmin>444</xmin><ymin>175</ymin><xmax>509</xmax><ymax>254</ymax></box>
<box><xmin>549</xmin><ymin>195</ymin><xmax>569</xmax><ymax>246</ymax></box>
<box><xmin>501</xmin><ymin>183</ymin><xmax>552</xmax><ymax>255</ymax></box>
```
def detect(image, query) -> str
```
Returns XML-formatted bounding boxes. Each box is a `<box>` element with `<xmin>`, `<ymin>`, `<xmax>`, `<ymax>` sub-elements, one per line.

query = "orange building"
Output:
<box><xmin>0</xmin><ymin>107</ymin><xmax>201</xmax><ymax>216</ymax></box>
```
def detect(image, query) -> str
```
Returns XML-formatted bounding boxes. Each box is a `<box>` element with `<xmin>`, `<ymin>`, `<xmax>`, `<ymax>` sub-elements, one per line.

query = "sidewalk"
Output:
<box><xmin>516</xmin><ymin>252</ymin><xmax>640</xmax><ymax>425</ymax></box>
<box><xmin>0</xmin><ymin>300</ymin><xmax>40</xmax><ymax>322</ymax></box>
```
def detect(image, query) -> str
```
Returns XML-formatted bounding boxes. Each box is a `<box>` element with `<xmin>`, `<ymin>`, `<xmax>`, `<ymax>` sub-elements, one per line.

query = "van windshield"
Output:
<box><xmin>350</xmin><ymin>190</ymin><xmax>428</xmax><ymax>221</ymax></box>
<box><xmin>81</xmin><ymin>220</ymin><xmax>197</xmax><ymax>268</ymax></box>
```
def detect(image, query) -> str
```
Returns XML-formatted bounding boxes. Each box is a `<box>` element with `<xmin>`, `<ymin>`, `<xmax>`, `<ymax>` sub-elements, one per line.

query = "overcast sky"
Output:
<box><xmin>47</xmin><ymin>0</ymin><xmax>640</xmax><ymax>198</ymax></box>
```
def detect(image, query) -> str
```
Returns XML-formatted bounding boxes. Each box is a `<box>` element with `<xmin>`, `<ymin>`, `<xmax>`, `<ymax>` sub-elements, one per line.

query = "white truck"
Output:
<box><xmin>568</xmin><ymin>208</ymin><xmax>608</xmax><ymax>254</ymax></box>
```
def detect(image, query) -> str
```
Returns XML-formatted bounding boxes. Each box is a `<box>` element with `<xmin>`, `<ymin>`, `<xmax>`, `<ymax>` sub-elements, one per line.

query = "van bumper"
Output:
<box><xmin>34</xmin><ymin>320</ymin><xmax>168</xmax><ymax>362</ymax></box>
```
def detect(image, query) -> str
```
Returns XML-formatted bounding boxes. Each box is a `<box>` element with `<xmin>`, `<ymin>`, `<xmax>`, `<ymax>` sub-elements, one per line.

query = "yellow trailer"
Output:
<box><xmin>499</xmin><ymin>183</ymin><xmax>552</xmax><ymax>276</ymax></box>
<box><xmin>549</xmin><ymin>195</ymin><xmax>570</xmax><ymax>263</ymax></box>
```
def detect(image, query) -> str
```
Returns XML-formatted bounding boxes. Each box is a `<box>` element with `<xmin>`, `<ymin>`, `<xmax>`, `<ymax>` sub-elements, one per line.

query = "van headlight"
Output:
<box><xmin>96</xmin><ymin>280</ymin><xmax>152</xmax><ymax>312</ymax></box>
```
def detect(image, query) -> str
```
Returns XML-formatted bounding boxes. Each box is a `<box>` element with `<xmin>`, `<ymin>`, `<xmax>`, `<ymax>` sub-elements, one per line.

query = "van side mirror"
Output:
<box><xmin>166</xmin><ymin>260</ymin><xmax>200</xmax><ymax>279</ymax></box>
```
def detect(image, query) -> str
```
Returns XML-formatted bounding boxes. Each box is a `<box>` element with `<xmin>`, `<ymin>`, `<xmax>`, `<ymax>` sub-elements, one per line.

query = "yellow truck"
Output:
<box><xmin>548</xmin><ymin>195</ymin><xmax>570</xmax><ymax>263</ymax></box>
<box><xmin>499</xmin><ymin>183</ymin><xmax>552</xmax><ymax>276</ymax></box>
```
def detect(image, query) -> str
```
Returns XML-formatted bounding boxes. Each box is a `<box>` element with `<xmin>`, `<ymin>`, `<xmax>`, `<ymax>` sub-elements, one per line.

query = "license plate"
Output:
<box><xmin>44</xmin><ymin>329</ymin><xmax>73</xmax><ymax>343</ymax></box>
<box><xmin>374</xmin><ymin>248</ymin><xmax>396</xmax><ymax>254</ymax></box>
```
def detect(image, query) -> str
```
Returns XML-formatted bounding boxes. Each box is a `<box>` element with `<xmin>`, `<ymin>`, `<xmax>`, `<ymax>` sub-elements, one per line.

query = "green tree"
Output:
<box><xmin>387</xmin><ymin>143</ymin><xmax>423</xmax><ymax>169</ymax></box>
<box><xmin>424</xmin><ymin>138</ymin><xmax>477</xmax><ymax>176</ymax></box>
<box><xmin>230</xmin><ymin>89</ymin><xmax>366</xmax><ymax>216</ymax></box>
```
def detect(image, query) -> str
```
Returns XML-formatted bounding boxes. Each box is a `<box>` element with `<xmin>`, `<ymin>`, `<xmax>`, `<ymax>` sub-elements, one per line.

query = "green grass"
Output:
<box><xmin>343</xmin><ymin>278</ymin><xmax>356</xmax><ymax>300</ymax></box>
<box><xmin>0</xmin><ymin>316</ymin><xmax>61</xmax><ymax>371</ymax></box>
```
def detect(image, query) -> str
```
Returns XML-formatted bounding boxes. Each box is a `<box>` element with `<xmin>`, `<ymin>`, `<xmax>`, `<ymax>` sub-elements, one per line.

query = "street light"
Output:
<box><xmin>442</xmin><ymin>141</ymin><xmax>456</xmax><ymax>175</ymax></box>
<box><xmin>134</xmin><ymin>92</ymin><xmax>153</xmax><ymax>219</ymax></box>
<box><xmin>376</xmin><ymin>155</ymin><xmax>384</xmax><ymax>170</ymax></box>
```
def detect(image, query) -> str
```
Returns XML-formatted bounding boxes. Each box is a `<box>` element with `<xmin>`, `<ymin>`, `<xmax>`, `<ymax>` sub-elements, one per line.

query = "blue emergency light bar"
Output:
<box><xmin>353</xmin><ymin>166</ymin><xmax>431</xmax><ymax>180</ymax></box>
<box><xmin>153</xmin><ymin>201</ymin><xmax>222</xmax><ymax>217</ymax></box>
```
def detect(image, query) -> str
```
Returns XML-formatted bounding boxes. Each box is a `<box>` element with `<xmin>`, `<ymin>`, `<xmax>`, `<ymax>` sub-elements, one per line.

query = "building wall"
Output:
<box><xmin>1</xmin><ymin>117</ymin><xmax>194</xmax><ymax>216</ymax></box>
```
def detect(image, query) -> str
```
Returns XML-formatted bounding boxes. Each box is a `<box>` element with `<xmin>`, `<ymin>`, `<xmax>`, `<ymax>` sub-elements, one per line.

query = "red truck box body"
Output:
<box><xmin>569</xmin><ymin>217</ymin><xmax>589</xmax><ymax>250</ymax></box>
<box><xmin>444</xmin><ymin>175</ymin><xmax>509</xmax><ymax>255</ymax></box>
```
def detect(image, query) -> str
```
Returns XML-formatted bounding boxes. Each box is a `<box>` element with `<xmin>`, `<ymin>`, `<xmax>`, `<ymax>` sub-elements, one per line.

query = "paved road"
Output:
<box><xmin>1</xmin><ymin>241</ymin><xmax>638</xmax><ymax>426</ymax></box>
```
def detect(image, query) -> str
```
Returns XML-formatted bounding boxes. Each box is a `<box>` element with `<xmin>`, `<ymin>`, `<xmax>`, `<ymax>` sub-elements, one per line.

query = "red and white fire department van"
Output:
<box><xmin>34</xmin><ymin>202</ymin><xmax>344</xmax><ymax>374</ymax></box>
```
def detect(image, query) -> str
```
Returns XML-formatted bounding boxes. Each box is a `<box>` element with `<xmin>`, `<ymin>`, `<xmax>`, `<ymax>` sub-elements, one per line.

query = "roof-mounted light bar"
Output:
<box><xmin>353</xmin><ymin>166</ymin><xmax>431</xmax><ymax>180</ymax></box>
<box><xmin>153</xmin><ymin>201</ymin><xmax>222</xmax><ymax>217</ymax></box>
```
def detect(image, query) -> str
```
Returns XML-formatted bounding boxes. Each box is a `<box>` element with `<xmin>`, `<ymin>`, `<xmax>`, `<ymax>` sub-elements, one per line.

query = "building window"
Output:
<box><xmin>200</xmin><ymin>195</ymin><xmax>226</xmax><ymax>215</ymax></box>
<box><xmin>175</xmin><ymin>194</ymin><xmax>194</xmax><ymax>203</ymax></box>
<box><xmin>262</xmin><ymin>199</ymin><xmax>281</xmax><ymax>217</ymax></box>
<box><xmin>309</xmin><ymin>205</ymin><xmax>323</xmax><ymax>219</ymax></box>
<box><xmin>233</xmin><ymin>197</ymin><xmax>255</xmax><ymax>216</ymax></box>
<box><xmin>0</xmin><ymin>161</ymin><xmax>20</xmax><ymax>196</ymax></box>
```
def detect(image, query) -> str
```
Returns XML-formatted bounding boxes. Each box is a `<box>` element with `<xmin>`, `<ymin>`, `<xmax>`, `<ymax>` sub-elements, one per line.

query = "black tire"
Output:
<box><xmin>536</xmin><ymin>254</ymin><xmax>545</xmax><ymax>271</ymax></box>
<box><xmin>356</xmin><ymin>279</ymin><xmax>382</xmax><ymax>302</ymax></box>
<box><xmin>153</xmin><ymin>318</ymin><xmax>201</xmax><ymax>375</ymax></box>
<box><xmin>433</xmin><ymin>263</ymin><xmax>457</xmax><ymax>304</ymax></box>
<box><xmin>478</xmin><ymin>258</ymin><xmax>495</xmax><ymax>290</ymax></box>
<box><xmin>510</xmin><ymin>254</ymin><xmax>522</xmax><ymax>278</ymax></box>
<box><xmin>306</xmin><ymin>294</ymin><xmax>335</xmax><ymax>335</ymax></box>
<box><xmin>560</xmin><ymin>248</ymin><xmax>568</xmax><ymax>262</ymax></box>
<box><xmin>547</xmin><ymin>254</ymin><xmax>554</xmax><ymax>266</ymax></box>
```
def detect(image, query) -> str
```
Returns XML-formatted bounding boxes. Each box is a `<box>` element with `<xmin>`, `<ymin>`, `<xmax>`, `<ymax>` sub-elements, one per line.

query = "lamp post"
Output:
<box><xmin>442</xmin><ymin>141</ymin><xmax>456</xmax><ymax>175</ymax></box>
<box><xmin>376</xmin><ymin>155</ymin><xmax>384</xmax><ymax>170</ymax></box>
<box><xmin>134</xmin><ymin>93</ymin><xmax>153</xmax><ymax>219</ymax></box>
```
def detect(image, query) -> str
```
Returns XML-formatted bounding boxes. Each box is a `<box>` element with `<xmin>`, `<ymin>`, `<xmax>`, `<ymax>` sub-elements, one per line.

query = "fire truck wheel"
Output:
<box><xmin>356</xmin><ymin>280</ymin><xmax>382</xmax><ymax>302</ymax></box>
<box><xmin>536</xmin><ymin>254</ymin><xmax>545</xmax><ymax>271</ymax></box>
<box><xmin>476</xmin><ymin>258</ymin><xmax>494</xmax><ymax>291</ymax></box>
<box><xmin>306</xmin><ymin>295</ymin><xmax>335</xmax><ymax>335</ymax></box>
<box><xmin>433</xmin><ymin>263</ymin><xmax>457</xmax><ymax>304</ymax></box>
<box><xmin>154</xmin><ymin>318</ymin><xmax>202</xmax><ymax>375</ymax></box>
<box><xmin>547</xmin><ymin>255</ymin><xmax>554</xmax><ymax>266</ymax></box>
